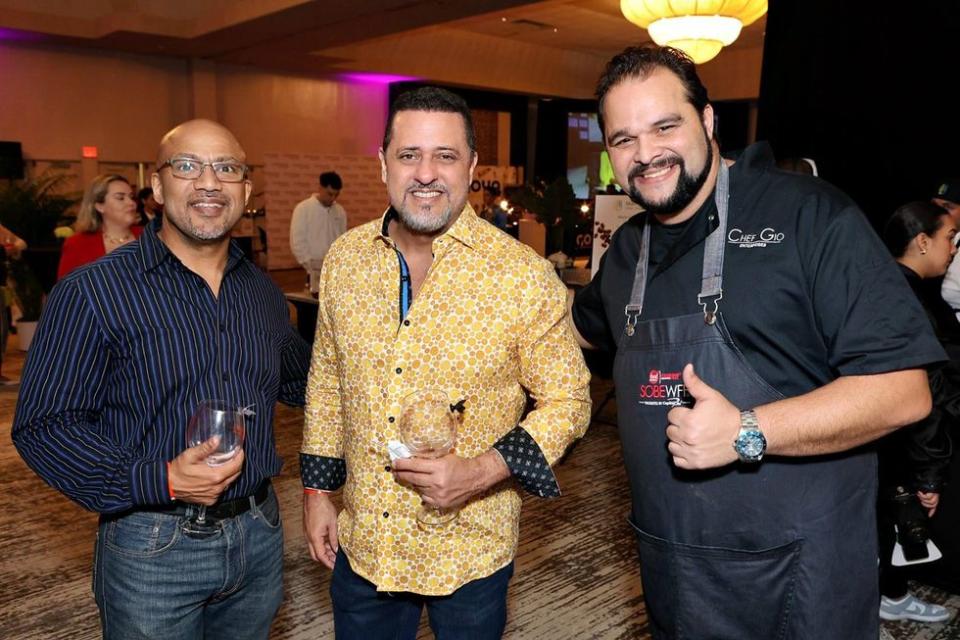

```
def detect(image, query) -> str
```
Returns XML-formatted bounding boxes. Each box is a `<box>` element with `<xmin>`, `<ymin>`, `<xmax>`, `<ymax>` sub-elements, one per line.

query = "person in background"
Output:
<box><xmin>301</xmin><ymin>86</ymin><xmax>591</xmax><ymax>639</ymax></box>
<box><xmin>477</xmin><ymin>185</ymin><xmax>499</xmax><ymax>223</ymax></box>
<box><xmin>57</xmin><ymin>174</ymin><xmax>142</xmax><ymax>280</ymax></box>
<box><xmin>571</xmin><ymin>45</ymin><xmax>941</xmax><ymax>639</ymax></box>
<box><xmin>933</xmin><ymin>180</ymin><xmax>960</xmax><ymax>330</ymax></box>
<box><xmin>0</xmin><ymin>222</ymin><xmax>26</xmax><ymax>384</ymax></box>
<box><xmin>13</xmin><ymin>119</ymin><xmax>311</xmax><ymax>639</ymax></box>
<box><xmin>878</xmin><ymin>200</ymin><xmax>956</xmax><ymax>623</ymax></box>
<box><xmin>136</xmin><ymin>186</ymin><xmax>163</xmax><ymax>226</ymax></box>
<box><xmin>289</xmin><ymin>171</ymin><xmax>347</xmax><ymax>288</ymax></box>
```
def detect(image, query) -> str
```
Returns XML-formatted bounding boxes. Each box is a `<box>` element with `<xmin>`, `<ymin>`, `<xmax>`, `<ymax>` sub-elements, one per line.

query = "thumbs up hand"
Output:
<box><xmin>666</xmin><ymin>363</ymin><xmax>741</xmax><ymax>469</ymax></box>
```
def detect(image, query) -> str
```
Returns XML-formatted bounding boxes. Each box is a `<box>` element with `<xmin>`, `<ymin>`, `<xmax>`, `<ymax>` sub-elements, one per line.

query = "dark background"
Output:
<box><xmin>758</xmin><ymin>0</ymin><xmax>960</xmax><ymax>229</ymax></box>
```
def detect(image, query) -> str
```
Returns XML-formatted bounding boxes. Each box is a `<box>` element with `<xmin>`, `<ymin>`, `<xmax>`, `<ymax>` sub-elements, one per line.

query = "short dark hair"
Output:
<box><xmin>483</xmin><ymin>185</ymin><xmax>500</xmax><ymax>197</ymax></box>
<box><xmin>319</xmin><ymin>171</ymin><xmax>342</xmax><ymax>190</ymax></box>
<box><xmin>883</xmin><ymin>201</ymin><xmax>949</xmax><ymax>258</ymax></box>
<box><xmin>382</xmin><ymin>86</ymin><xmax>476</xmax><ymax>153</ymax></box>
<box><xmin>595</xmin><ymin>45</ymin><xmax>710</xmax><ymax>136</ymax></box>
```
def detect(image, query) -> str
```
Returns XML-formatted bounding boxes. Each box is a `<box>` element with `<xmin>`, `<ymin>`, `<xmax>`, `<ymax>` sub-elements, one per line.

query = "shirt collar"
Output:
<box><xmin>374</xmin><ymin>203</ymin><xmax>483</xmax><ymax>251</ymax></box>
<box><xmin>138</xmin><ymin>217</ymin><xmax>246</xmax><ymax>274</ymax></box>
<box><xmin>648</xmin><ymin>142</ymin><xmax>776</xmax><ymax>276</ymax></box>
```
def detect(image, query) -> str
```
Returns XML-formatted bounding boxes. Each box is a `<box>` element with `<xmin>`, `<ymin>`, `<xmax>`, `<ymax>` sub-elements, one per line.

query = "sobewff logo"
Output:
<box><xmin>639</xmin><ymin>370</ymin><xmax>690</xmax><ymax>407</ymax></box>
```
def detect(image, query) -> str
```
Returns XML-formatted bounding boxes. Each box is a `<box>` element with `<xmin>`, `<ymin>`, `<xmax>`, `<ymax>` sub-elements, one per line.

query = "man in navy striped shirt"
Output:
<box><xmin>12</xmin><ymin>119</ymin><xmax>311</xmax><ymax>639</ymax></box>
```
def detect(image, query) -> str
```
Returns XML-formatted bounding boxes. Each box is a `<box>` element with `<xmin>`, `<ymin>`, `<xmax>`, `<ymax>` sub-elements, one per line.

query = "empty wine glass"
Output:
<box><xmin>185</xmin><ymin>399</ymin><xmax>246</xmax><ymax>523</ymax></box>
<box><xmin>398</xmin><ymin>388</ymin><xmax>459</xmax><ymax>527</ymax></box>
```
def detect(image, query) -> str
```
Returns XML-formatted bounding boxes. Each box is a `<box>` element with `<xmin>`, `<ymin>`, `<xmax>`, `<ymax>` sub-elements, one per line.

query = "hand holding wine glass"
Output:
<box><xmin>397</xmin><ymin>388</ymin><xmax>459</xmax><ymax>527</ymax></box>
<box><xmin>174</xmin><ymin>400</ymin><xmax>248</xmax><ymax>522</ymax></box>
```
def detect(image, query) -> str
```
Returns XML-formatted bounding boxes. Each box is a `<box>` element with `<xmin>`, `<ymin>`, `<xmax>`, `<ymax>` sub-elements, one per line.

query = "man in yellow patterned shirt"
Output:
<box><xmin>300</xmin><ymin>86</ymin><xmax>591</xmax><ymax>639</ymax></box>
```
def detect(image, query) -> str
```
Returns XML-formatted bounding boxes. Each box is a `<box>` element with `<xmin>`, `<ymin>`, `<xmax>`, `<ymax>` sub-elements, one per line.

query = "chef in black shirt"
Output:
<box><xmin>571</xmin><ymin>45</ymin><xmax>944</xmax><ymax>639</ymax></box>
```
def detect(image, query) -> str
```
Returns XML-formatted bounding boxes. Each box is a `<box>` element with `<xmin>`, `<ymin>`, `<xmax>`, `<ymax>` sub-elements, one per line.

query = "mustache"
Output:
<box><xmin>628</xmin><ymin>156</ymin><xmax>682</xmax><ymax>182</ymax></box>
<box><xmin>406</xmin><ymin>182</ymin><xmax>448</xmax><ymax>193</ymax></box>
<box><xmin>187</xmin><ymin>196</ymin><xmax>228</xmax><ymax>206</ymax></box>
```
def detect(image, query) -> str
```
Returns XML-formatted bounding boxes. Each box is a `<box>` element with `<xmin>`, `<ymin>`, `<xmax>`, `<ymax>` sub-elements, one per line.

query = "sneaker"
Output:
<box><xmin>879</xmin><ymin>593</ymin><xmax>950</xmax><ymax>623</ymax></box>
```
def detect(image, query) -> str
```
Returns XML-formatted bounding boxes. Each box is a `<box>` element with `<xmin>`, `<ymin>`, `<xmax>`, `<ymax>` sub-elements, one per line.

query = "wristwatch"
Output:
<box><xmin>733</xmin><ymin>409</ymin><xmax>766</xmax><ymax>463</ymax></box>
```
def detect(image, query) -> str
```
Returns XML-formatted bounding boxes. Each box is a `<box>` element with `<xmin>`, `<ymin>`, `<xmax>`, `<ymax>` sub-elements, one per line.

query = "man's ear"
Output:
<box><xmin>151</xmin><ymin>173</ymin><xmax>164</xmax><ymax>204</ymax></box>
<box><xmin>702</xmin><ymin>103</ymin><xmax>715</xmax><ymax>141</ymax></box>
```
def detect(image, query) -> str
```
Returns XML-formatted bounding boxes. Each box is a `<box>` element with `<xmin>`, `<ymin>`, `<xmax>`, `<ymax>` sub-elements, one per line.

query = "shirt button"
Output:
<box><xmin>384</xmin><ymin>465</ymin><xmax>391</xmax><ymax>472</ymax></box>
<box><xmin>403</xmin><ymin>320</ymin><xmax>410</xmax><ymax>326</ymax></box>
<box><xmin>222</xmin><ymin>373</ymin><xmax>229</xmax><ymax>382</ymax></box>
<box><xmin>388</xmin><ymin>416</ymin><xmax>395</xmax><ymax>423</ymax></box>
<box><xmin>219</xmin><ymin>323</ymin><xmax>226</xmax><ymax>332</ymax></box>
<box><xmin>395</xmin><ymin>367</ymin><xmax>402</xmax><ymax>374</ymax></box>
<box><xmin>383</xmin><ymin>511</ymin><xmax>389</xmax><ymax>518</ymax></box>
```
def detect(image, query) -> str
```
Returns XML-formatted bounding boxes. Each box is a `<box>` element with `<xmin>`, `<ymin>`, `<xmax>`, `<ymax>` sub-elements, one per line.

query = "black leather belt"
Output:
<box><xmin>153</xmin><ymin>480</ymin><xmax>270</xmax><ymax>521</ymax></box>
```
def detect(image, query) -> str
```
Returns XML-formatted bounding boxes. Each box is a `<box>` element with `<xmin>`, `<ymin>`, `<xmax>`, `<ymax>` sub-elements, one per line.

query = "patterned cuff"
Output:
<box><xmin>492</xmin><ymin>426</ymin><xmax>561</xmax><ymax>498</ymax></box>
<box><xmin>300</xmin><ymin>453</ymin><xmax>346</xmax><ymax>491</ymax></box>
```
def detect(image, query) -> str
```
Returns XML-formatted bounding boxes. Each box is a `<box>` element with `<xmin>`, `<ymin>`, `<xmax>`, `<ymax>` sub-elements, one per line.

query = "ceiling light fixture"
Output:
<box><xmin>620</xmin><ymin>0</ymin><xmax>767</xmax><ymax>64</ymax></box>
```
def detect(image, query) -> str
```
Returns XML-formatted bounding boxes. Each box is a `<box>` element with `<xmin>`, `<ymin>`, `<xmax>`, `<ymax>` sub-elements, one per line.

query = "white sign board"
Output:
<box><xmin>592</xmin><ymin>194</ymin><xmax>642</xmax><ymax>277</ymax></box>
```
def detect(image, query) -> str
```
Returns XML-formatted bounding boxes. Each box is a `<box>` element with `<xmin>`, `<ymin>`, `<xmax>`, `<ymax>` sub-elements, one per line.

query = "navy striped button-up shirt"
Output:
<box><xmin>12</xmin><ymin>221</ymin><xmax>310</xmax><ymax>514</ymax></box>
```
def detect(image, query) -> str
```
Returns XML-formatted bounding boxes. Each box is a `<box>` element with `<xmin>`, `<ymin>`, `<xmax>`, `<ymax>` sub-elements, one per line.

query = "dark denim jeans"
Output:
<box><xmin>330</xmin><ymin>548</ymin><xmax>514</xmax><ymax>640</ymax></box>
<box><xmin>93</xmin><ymin>486</ymin><xmax>284</xmax><ymax>640</ymax></box>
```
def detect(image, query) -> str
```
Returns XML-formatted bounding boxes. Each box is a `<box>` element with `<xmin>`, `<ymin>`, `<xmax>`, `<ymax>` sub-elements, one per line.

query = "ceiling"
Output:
<box><xmin>0</xmin><ymin>0</ymin><xmax>766</xmax><ymax>98</ymax></box>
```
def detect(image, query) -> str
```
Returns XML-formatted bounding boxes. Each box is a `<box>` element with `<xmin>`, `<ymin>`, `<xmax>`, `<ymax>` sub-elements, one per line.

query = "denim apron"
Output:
<box><xmin>615</xmin><ymin>163</ymin><xmax>877</xmax><ymax>639</ymax></box>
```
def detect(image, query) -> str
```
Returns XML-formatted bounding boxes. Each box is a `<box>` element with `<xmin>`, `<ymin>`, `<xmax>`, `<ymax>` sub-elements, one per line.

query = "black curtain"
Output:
<box><xmin>757</xmin><ymin>0</ymin><xmax>960</xmax><ymax>228</ymax></box>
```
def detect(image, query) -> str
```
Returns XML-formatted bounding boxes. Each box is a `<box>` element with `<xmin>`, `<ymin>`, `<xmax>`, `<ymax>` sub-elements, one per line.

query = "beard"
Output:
<box><xmin>395</xmin><ymin>182</ymin><xmax>457</xmax><ymax>234</ymax></box>
<box><xmin>625</xmin><ymin>134</ymin><xmax>713</xmax><ymax>216</ymax></box>
<box><xmin>165</xmin><ymin>198</ymin><xmax>238</xmax><ymax>244</ymax></box>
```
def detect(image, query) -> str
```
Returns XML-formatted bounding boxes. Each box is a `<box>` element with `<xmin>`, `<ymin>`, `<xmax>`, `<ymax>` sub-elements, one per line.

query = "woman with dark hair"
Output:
<box><xmin>877</xmin><ymin>201</ymin><xmax>957</xmax><ymax>622</ymax></box>
<box><xmin>57</xmin><ymin>174</ymin><xmax>142</xmax><ymax>280</ymax></box>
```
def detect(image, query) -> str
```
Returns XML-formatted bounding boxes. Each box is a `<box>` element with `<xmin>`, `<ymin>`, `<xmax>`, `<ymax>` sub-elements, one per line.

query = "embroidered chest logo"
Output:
<box><xmin>638</xmin><ymin>369</ymin><xmax>691</xmax><ymax>407</ymax></box>
<box><xmin>727</xmin><ymin>227</ymin><xmax>785</xmax><ymax>248</ymax></box>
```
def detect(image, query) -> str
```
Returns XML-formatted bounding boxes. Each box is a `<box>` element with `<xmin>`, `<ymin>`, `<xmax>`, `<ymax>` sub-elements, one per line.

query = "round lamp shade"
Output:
<box><xmin>620</xmin><ymin>0</ymin><xmax>767</xmax><ymax>64</ymax></box>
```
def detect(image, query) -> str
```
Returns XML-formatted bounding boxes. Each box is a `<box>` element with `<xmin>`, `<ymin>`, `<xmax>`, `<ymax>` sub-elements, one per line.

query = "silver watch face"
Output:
<box><xmin>735</xmin><ymin>430</ymin><xmax>766</xmax><ymax>461</ymax></box>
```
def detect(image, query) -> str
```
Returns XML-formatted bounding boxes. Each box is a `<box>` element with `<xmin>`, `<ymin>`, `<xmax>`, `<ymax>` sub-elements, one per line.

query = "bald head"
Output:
<box><xmin>156</xmin><ymin>119</ymin><xmax>246</xmax><ymax>166</ymax></box>
<box><xmin>151</xmin><ymin>118</ymin><xmax>252</xmax><ymax>250</ymax></box>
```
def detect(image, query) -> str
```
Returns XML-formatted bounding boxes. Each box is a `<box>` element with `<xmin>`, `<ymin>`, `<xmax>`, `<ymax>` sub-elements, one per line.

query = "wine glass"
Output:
<box><xmin>185</xmin><ymin>399</ymin><xmax>246</xmax><ymax>523</ymax></box>
<box><xmin>398</xmin><ymin>388</ymin><xmax>459</xmax><ymax>527</ymax></box>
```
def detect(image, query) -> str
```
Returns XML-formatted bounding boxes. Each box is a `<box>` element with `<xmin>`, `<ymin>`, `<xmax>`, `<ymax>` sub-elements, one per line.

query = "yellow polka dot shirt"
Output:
<box><xmin>301</xmin><ymin>205</ymin><xmax>591</xmax><ymax>595</ymax></box>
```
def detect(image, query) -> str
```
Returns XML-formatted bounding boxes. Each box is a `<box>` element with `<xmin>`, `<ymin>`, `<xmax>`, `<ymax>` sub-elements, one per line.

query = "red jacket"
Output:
<box><xmin>57</xmin><ymin>226</ymin><xmax>144</xmax><ymax>281</ymax></box>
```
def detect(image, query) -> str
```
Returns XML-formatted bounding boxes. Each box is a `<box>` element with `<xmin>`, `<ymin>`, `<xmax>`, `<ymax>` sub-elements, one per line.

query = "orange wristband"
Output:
<box><xmin>166</xmin><ymin>461</ymin><xmax>176</xmax><ymax>500</ymax></box>
<box><xmin>303</xmin><ymin>487</ymin><xmax>330</xmax><ymax>496</ymax></box>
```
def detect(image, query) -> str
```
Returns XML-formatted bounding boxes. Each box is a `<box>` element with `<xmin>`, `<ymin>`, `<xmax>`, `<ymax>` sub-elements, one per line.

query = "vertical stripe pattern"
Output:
<box><xmin>12</xmin><ymin>222</ymin><xmax>310</xmax><ymax>513</ymax></box>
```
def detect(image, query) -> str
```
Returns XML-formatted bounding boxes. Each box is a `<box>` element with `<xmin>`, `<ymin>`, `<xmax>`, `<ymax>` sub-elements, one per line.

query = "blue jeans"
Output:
<box><xmin>330</xmin><ymin>548</ymin><xmax>514</xmax><ymax>640</ymax></box>
<box><xmin>93</xmin><ymin>486</ymin><xmax>284</xmax><ymax>640</ymax></box>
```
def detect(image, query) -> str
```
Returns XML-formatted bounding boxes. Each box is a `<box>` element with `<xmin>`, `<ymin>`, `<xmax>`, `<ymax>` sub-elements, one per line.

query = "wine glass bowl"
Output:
<box><xmin>186</xmin><ymin>400</ymin><xmax>246</xmax><ymax>467</ymax></box>
<box><xmin>398</xmin><ymin>389</ymin><xmax>459</xmax><ymax>527</ymax></box>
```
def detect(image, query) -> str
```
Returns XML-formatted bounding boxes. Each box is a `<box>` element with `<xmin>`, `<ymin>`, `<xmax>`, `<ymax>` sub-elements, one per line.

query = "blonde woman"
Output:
<box><xmin>57</xmin><ymin>174</ymin><xmax>142</xmax><ymax>280</ymax></box>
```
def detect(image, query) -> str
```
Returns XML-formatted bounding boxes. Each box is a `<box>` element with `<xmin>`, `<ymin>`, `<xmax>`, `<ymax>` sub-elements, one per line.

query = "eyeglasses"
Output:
<box><xmin>158</xmin><ymin>157</ymin><xmax>248</xmax><ymax>183</ymax></box>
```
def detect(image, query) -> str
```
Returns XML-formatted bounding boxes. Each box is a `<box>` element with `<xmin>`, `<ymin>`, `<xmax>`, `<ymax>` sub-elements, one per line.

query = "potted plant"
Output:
<box><xmin>7</xmin><ymin>259</ymin><xmax>43</xmax><ymax>349</ymax></box>
<box><xmin>513</xmin><ymin>176</ymin><xmax>580</xmax><ymax>256</ymax></box>
<box><xmin>0</xmin><ymin>172</ymin><xmax>78</xmax><ymax>349</ymax></box>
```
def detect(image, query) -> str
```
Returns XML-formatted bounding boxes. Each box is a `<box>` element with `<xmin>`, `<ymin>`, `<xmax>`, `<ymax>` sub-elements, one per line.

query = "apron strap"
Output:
<box><xmin>624</xmin><ymin>159</ymin><xmax>731</xmax><ymax>333</ymax></box>
<box><xmin>624</xmin><ymin>221</ymin><xmax>651</xmax><ymax>336</ymax></box>
<box><xmin>698</xmin><ymin>161</ymin><xmax>729</xmax><ymax>325</ymax></box>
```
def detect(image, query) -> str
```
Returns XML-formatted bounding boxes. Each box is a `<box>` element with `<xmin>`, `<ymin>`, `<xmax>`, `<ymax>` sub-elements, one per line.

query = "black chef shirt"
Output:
<box><xmin>573</xmin><ymin>143</ymin><xmax>945</xmax><ymax>398</ymax></box>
